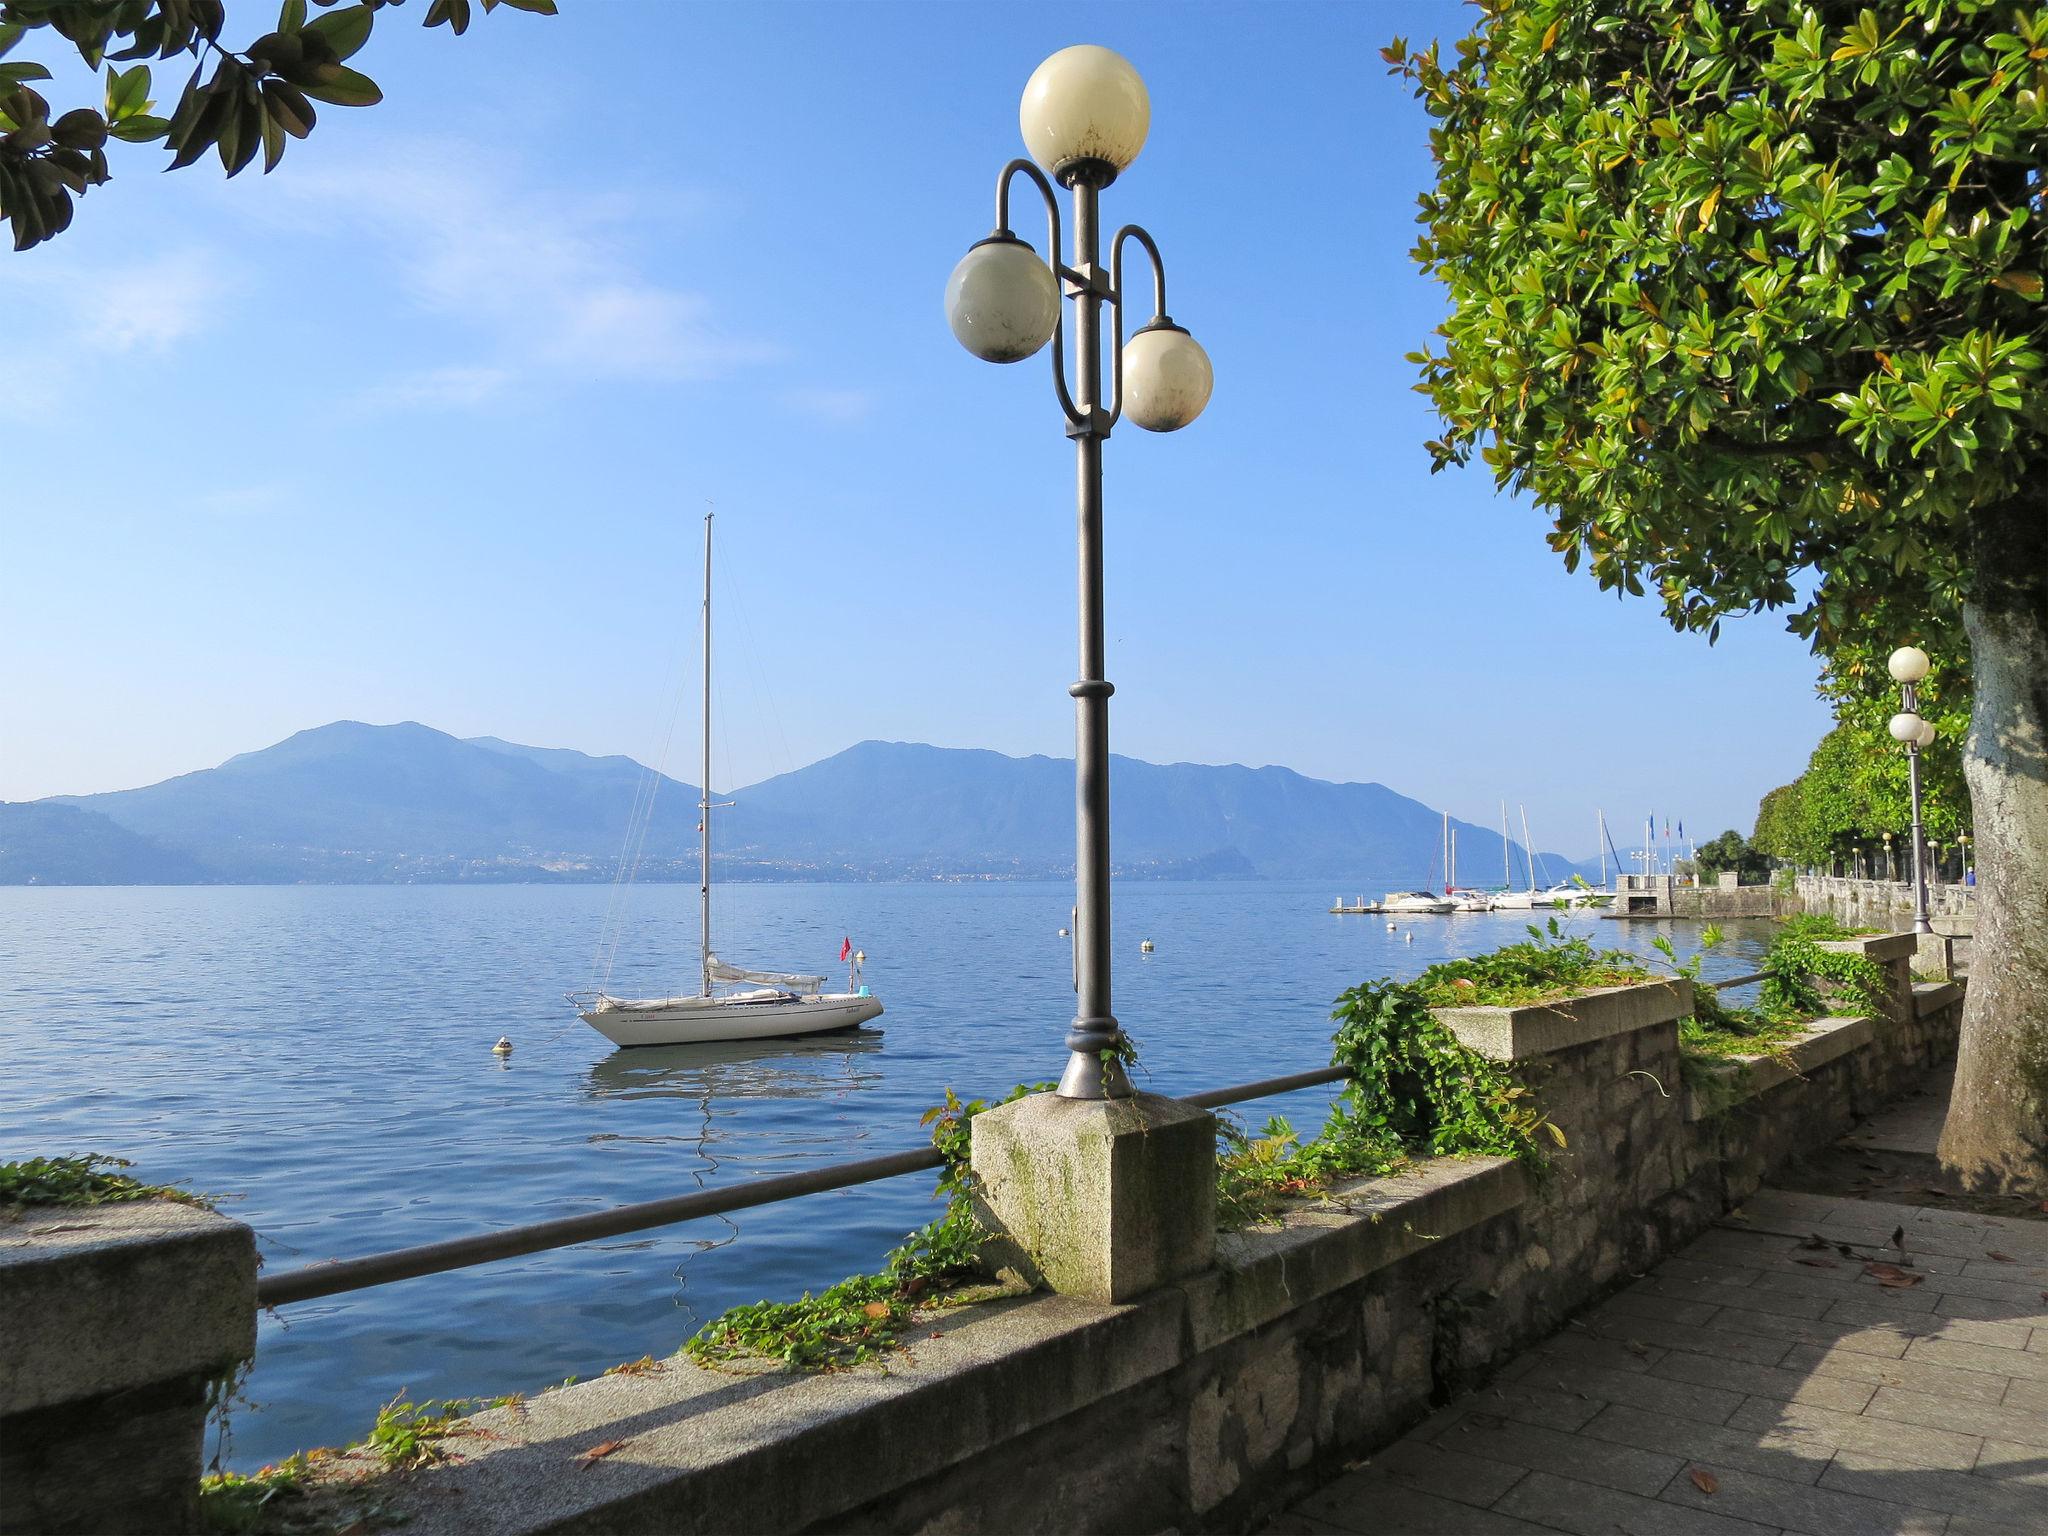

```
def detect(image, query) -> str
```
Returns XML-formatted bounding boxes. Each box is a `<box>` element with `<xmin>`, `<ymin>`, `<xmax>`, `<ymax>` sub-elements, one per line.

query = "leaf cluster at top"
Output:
<box><xmin>0</xmin><ymin>0</ymin><xmax>557</xmax><ymax>251</ymax></box>
<box><xmin>1388</xmin><ymin>0</ymin><xmax>2046</xmax><ymax>656</ymax></box>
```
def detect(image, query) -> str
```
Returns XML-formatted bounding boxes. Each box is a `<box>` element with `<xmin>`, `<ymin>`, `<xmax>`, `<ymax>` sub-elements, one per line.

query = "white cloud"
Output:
<box><xmin>265</xmin><ymin>145</ymin><xmax>768</xmax><ymax>408</ymax></box>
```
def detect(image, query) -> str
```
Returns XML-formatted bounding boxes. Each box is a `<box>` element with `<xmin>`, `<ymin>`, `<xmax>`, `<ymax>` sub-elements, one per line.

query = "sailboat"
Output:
<box><xmin>575</xmin><ymin>513</ymin><xmax>884</xmax><ymax>1049</ymax></box>
<box><xmin>1444</xmin><ymin>817</ymin><xmax>1493</xmax><ymax>911</ymax></box>
<box><xmin>1490</xmin><ymin>803</ymin><xmax>1574</xmax><ymax>910</ymax></box>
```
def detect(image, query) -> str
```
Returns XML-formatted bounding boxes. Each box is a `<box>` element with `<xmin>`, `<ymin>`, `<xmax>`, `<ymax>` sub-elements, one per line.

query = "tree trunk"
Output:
<box><xmin>1938</xmin><ymin>488</ymin><xmax>2048</xmax><ymax>1193</ymax></box>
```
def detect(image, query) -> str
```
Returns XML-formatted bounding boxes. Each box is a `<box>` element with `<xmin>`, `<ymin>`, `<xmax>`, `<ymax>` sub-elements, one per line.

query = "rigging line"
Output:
<box><xmin>587</xmin><ymin>582</ymin><xmax>691</xmax><ymax>995</ymax></box>
<box><xmin>594</xmin><ymin>559</ymin><xmax>698</xmax><ymax>996</ymax></box>
<box><xmin>589</xmin><ymin>756</ymin><xmax>659</xmax><ymax>994</ymax></box>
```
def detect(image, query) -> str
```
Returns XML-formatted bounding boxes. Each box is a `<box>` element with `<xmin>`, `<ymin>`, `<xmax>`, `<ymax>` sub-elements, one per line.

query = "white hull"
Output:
<box><xmin>581</xmin><ymin>993</ymin><xmax>883</xmax><ymax>1049</ymax></box>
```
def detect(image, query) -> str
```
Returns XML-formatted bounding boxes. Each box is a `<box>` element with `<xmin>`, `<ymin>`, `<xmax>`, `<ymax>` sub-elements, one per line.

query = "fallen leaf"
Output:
<box><xmin>928</xmin><ymin>1331</ymin><xmax>943</xmax><ymax>1340</ymax></box>
<box><xmin>862</xmin><ymin>1301</ymin><xmax>891</xmax><ymax>1319</ymax></box>
<box><xmin>579</xmin><ymin>1438</ymin><xmax>627</xmax><ymax>1468</ymax></box>
<box><xmin>1924</xmin><ymin>1187</ymin><xmax>1950</xmax><ymax>1198</ymax></box>
<box><xmin>1834</xmin><ymin>1243</ymin><xmax>1857</xmax><ymax>1258</ymax></box>
<box><xmin>1800</xmin><ymin>1233</ymin><xmax>1831</xmax><ymax>1250</ymax></box>
<box><xmin>1794</xmin><ymin>1257</ymin><xmax>1839</xmax><ymax>1269</ymax></box>
<box><xmin>1689</xmin><ymin>1466</ymin><xmax>1719</xmax><ymax>1495</ymax></box>
<box><xmin>1891</xmin><ymin>1226</ymin><xmax>1906</xmax><ymax>1250</ymax></box>
<box><xmin>1865</xmin><ymin>1262</ymin><xmax>1924</xmax><ymax>1288</ymax></box>
<box><xmin>1987</xmin><ymin>1252</ymin><xmax>2015</xmax><ymax>1263</ymax></box>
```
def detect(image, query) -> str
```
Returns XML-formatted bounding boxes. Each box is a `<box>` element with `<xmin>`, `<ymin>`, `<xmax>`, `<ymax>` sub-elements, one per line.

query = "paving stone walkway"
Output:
<box><xmin>1272</xmin><ymin>1163</ymin><xmax>2048</xmax><ymax>1533</ymax></box>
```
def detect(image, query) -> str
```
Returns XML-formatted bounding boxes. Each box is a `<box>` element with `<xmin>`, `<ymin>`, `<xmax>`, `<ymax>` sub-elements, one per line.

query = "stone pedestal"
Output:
<box><xmin>0</xmin><ymin>1199</ymin><xmax>257</xmax><ymax>1535</ymax></box>
<box><xmin>969</xmin><ymin>1091</ymin><xmax>1215</xmax><ymax>1303</ymax></box>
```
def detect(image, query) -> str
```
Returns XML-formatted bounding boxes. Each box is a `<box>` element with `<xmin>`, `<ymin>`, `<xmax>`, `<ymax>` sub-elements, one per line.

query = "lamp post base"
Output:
<box><xmin>1057</xmin><ymin>1047</ymin><xmax>1133</xmax><ymax>1100</ymax></box>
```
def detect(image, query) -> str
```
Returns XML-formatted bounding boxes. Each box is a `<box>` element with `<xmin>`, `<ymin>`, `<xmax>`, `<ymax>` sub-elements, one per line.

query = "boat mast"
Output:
<box><xmin>1519</xmin><ymin>804</ymin><xmax>1536</xmax><ymax>893</ymax></box>
<box><xmin>1598</xmin><ymin>809</ymin><xmax>1608</xmax><ymax>887</ymax></box>
<box><xmin>1442</xmin><ymin>810</ymin><xmax>1450</xmax><ymax>894</ymax></box>
<box><xmin>1501</xmin><ymin>800</ymin><xmax>1510</xmax><ymax>889</ymax></box>
<box><xmin>700</xmin><ymin>510</ymin><xmax>713</xmax><ymax>999</ymax></box>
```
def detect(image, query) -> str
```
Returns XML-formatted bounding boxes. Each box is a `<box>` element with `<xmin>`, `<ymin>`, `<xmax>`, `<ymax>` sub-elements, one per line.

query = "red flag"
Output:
<box><xmin>839</xmin><ymin>937</ymin><xmax>852</xmax><ymax>962</ymax></box>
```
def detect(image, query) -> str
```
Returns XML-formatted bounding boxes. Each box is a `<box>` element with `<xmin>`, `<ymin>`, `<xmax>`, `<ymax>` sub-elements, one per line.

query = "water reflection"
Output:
<box><xmin>583</xmin><ymin>1029</ymin><xmax>886</xmax><ymax>1104</ymax></box>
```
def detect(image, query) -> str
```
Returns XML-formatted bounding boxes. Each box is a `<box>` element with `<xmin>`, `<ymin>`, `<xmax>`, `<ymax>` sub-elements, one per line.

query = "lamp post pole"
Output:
<box><xmin>946</xmin><ymin>46</ymin><xmax>1214</xmax><ymax>1101</ymax></box>
<box><xmin>1066</xmin><ymin>174</ymin><xmax>1119</xmax><ymax>1100</ymax></box>
<box><xmin>1887</xmin><ymin>647</ymin><xmax>1936</xmax><ymax>937</ymax></box>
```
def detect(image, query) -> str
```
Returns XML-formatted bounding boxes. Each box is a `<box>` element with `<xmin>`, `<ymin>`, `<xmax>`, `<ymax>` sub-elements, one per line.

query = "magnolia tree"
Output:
<box><xmin>0</xmin><ymin>0</ymin><xmax>552</xmax><ymax>251</ymax></box>
<box><xmin>1392</xmin><ymin>1</ymin><xmax>2046</xmax><ymax>1190</ymax></box>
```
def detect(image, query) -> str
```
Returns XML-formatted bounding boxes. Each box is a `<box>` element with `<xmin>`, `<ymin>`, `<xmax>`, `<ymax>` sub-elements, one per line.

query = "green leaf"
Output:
<box><xmin>0</xmin><ymin>61</ymin><xmax>52</xmax><ymax>85</ymax></box>
<box><xmin>108</xmin><ymin>114</ymin><xmax>171</xmax><ymax>143</ymax></box>
<box><xmin>106</xmin><ymin>63</ymin><xmax>151</xmax><ymax>120</ymax></box>
<box><xmin>280</xmin><ymin>0</ymin><xmax>308</xmax><ymax>30</ymax></box>
<box><xmin>305</xmin><ymin>4</ymin><xmax>375</xmax><ymax>61</ymax></box>
<box><xmin>261</xmin><ymin>80</ymin><xmax>315</xmax><ymax>138</ymax></box>
<box><xmin>0</xmin><ymin>22</ymin><xmax>22</xmax><ymax>60</ymax></box>
<box><xmin>295</xmin><ymin>62</ymin><xmax>380</xmax><ymax>107</ymax></box>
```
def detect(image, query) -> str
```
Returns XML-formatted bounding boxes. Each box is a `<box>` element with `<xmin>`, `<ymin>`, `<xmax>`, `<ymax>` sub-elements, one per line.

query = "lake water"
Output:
<box><xmin>0</xmin><ymin>882</ymin><xmax>1771</xmax><ymax>1469</ymax></box>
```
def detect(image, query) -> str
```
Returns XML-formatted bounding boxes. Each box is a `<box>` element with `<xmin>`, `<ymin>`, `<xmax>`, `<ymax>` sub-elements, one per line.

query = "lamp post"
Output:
<box><xmin>1887</xmin><ymin>646</ymin><xmax>1937</xmax><ymax>936</ymax></box>
<box><xmin>947</xmin><ymin>44</ymin><xmax>1213</xmax><ymax>1100</ymax></box>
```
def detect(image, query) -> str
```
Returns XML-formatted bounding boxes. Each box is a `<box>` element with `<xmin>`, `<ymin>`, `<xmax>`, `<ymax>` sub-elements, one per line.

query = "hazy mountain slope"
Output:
<box><xmin>0</xmin><ymin>803</ymin><xmax>211</xmax><ymax>884</ymax></box>
<box><xmin>737</xmin><ymin>740</ymin><xmax>1582</xmax><ymax>883</ymax></box>
<box><xmin>18</xmin><ymin>724</ymin><xmax>1600</xmax><ymax>885</ymax></box>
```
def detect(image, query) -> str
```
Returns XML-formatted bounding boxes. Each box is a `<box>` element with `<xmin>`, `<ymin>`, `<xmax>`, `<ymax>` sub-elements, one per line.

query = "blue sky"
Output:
<box><xmin>0</xmin><ymin>0</ymin><xmax>1832</xmax><ymax>854</ymax></box>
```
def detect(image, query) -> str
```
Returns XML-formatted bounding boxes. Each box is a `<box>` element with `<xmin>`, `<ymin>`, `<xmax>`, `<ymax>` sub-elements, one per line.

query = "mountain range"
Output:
<box><xmin>1</xmin><ymin>722</ymin><xmax>1600</xmax><ymax>887</ymax></box>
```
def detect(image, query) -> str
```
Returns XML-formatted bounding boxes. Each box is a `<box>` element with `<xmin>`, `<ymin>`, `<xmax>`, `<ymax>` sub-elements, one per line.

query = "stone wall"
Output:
<box><xmin>1792</xmin><ymin>873</ymin><xmax>1976</xmax><ymax>931</ymax></box>
<box><xmin>1609</xmin><ymin>874</ymin><xmax>1781</xmax><ymax>920</ymax></box>
<box><xmin>321</xmin><ymin>936</ymin><xmax>1963</xmax><ymax>1536</ymax></box>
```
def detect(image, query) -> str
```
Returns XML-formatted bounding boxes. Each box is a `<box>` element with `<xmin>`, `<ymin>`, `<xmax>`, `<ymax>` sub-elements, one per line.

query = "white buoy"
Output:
<box><xmin>1386</xmin><ymin>921</ymin><xmax>1398</xmax><ymax>932</ymax></box>
<box><xmin>1058</xmin><ymin>928</ymin><xmax>1070</xmax><ymax>937</ymax></box>
<box><xmin>492</xmin><ymin>1037</ymin><xmax>513</xmax><ymax>1055</ymax></box>
<box><xmin>1403</xmin><ymin>933</ymin><xmax>1414</xmax><ymax>944</ymax></box>
<box><xmin>1140</xmin><ymin>939</ymin><xmax>1155</xmax><ymax>953</ymax></box>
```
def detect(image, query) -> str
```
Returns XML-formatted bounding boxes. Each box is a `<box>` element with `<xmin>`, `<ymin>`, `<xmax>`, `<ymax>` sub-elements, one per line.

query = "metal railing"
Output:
<box><xmin>258</xmin><ymin>977</ymin><xmax>1787</xmax><ymax>1309</ymax></box>
<box><xmin>255</xmin><ymin>1065</ymin><xmax>1355</xmax><ymax>1309</ymax></box>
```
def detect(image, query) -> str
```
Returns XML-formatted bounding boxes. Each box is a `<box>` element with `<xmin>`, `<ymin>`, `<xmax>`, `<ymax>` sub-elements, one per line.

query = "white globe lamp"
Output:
<box><xmin>1888</xmin><ymin>646</ymin><xmax>1931</xmax><ymax>684</ymax></box>
<box><xmin>945</xmin><ymin>234</ymin><xmax>1060</xmax><ymax>363</ymax></box>
<box><xmin>1019</xmin><ymin>45</ymin><xmax>1150</xmax><ymax>184</ymax></box>
<box><xmin>1915</xmin><ymin>717</ymin><xmax>1937</xmax><ymax>748</ymax></box>
<box><xmin>1121</xmin><ymin>320</ymin><xmax>1212</xmax><ymax>432</ymax></box>
<box><xmin>1888</xmin><ymin>712</ymin><xmax>1924</xmax><ymax>744</ymax></box>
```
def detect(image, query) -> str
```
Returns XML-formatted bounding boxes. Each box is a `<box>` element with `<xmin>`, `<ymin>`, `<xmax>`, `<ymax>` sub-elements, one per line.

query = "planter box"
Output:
<box><xmin>1433</xmin><ymin>978</ymin><xmax>1693</xmax><ymax>1061</ymax></box>
<box><xmin>1817</xmin><ymin>933</ymin><xmax>1919</xmax><ymax>965</ymax></box>
<box><xmin>1682</xmin><ymin>1015</ymin><xmax>1874</xmax><ymax>1121</ymax></box>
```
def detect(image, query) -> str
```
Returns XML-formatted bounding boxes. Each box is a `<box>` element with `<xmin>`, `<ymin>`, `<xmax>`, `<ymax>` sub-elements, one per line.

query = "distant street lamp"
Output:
<box><xmin>947</xmin><ymin>45</ymin><xmax>1213</xmax><ymax>1100</ymax></box>
<box><xmin>1887</xmin><ymin>645</ymin><xmax>1937</xmax><ymax>935</ymax></box>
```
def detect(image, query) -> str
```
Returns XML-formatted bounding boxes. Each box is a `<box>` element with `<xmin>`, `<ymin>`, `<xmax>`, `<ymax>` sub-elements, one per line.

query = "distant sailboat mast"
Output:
<box><xmin>1519</xmin><ymin>804</ymin><xmax>1537</xmax><ymax>895</ymax></box>
<box><xmin>1501</xmin><ymin>801</ymin><xmax>1511</xmax><ymax>890</ymax></box>
<box><xmin>700</xmin><ymin>510</ymin><xmax>714</xmax><ymax>999</ymax></box>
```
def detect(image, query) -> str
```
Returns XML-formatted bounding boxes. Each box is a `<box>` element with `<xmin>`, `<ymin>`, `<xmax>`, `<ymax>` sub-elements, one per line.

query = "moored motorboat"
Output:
<box><xmin>1383</xmin><ymin>890</ymin><xmax>1456</xmax><ymax>915</ymax></box>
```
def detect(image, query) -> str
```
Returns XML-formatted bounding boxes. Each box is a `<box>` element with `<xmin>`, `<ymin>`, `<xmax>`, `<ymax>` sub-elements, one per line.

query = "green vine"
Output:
<box><xmin>682</xmin><ymin>1082</ymin><xmax>1050</xmax><ymax>1371</ymax></box>
<box><xmin>0</xmin><ymin>1153</ymin><xmax>209</xmax><ymax>1213</ymax></box>
<box><xmin>1218</xmin><ymin>940</ymin><xmax>1569</xmax><ymax>1230</ymax></box>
